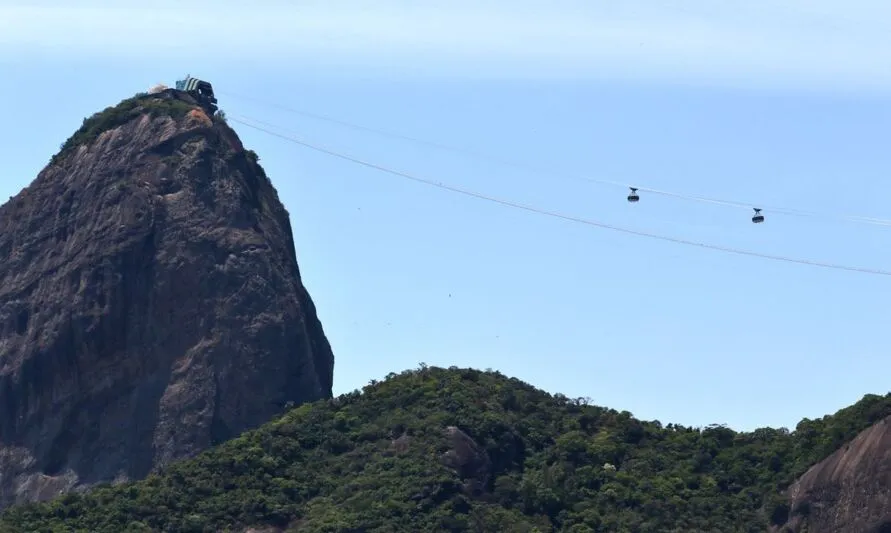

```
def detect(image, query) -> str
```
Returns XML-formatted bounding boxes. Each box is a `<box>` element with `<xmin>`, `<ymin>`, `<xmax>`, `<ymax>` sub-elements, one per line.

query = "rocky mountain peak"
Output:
<box><xmin>0</xmin><ymin>89</ymin><xmax>334</xmax><ymax>509</ymax></box>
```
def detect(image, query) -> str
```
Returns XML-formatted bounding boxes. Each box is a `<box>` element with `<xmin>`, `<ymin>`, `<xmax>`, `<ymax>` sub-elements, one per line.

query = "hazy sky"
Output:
<box><xmin>3</xmin><ymin>0</ymin><xmax>891</xmax><ymax>89</ymax></box>
<box><xmin>2</xmin><ymin>1</ymin><xmax>891</xmax><ymax>432</ymax></box>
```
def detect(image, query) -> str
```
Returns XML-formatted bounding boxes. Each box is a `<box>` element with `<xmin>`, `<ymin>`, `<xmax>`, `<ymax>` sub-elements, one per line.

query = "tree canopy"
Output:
<box><xmin>2</xmin><ymin>365</ymin><xmax>889</xmax><ymax>532</ymax></box>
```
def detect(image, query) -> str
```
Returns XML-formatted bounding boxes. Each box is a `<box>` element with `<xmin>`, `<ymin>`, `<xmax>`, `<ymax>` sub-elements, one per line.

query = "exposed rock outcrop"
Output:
<box><xmin>0</xmin><ymin>90</ymin><xmax>334</xmax><ymax>509</ymax></box>
<box><xmin>441</xmin><ymin>426</ymin><xmax>491</xmax><ymax>496</ymax></box>
<box><xmin>779</xmin><ymin>416</ymin><xmax>891</xmax><ymax>533</ymax></box>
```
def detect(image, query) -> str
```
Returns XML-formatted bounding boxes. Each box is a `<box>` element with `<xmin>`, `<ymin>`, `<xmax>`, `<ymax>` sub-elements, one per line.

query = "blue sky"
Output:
<box><xmin>2</xmin><ymin>0</ymin><xmax>891</xmax><ymax>432</ymax></box>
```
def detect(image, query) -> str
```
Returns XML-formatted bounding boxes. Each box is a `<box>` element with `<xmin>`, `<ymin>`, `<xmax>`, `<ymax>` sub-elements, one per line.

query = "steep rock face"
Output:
<box><xmin>779</xmin><ymin>416</ymin><xmax>891</xmax><ymax>533</ymax></box>
<box><xmin>0</xmin><ymin>90</ymin><xmax>334</xmax><ymax>509</ymax></box>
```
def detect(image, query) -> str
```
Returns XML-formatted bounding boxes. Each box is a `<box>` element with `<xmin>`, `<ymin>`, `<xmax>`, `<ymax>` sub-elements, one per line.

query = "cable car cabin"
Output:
<box><xmin>752</xmin><ymin>208</ymin><xmax>764</xmax><ymax>223</ymax></box>
<box><xmin>627</xmin><ymin>187</ymin><xmax>639</xmax><ymax>202</ymax></box>
<box><xmin>175</xmin><ymin>75</ymin><xmax>218</xmax><ymax>110</ymax></box>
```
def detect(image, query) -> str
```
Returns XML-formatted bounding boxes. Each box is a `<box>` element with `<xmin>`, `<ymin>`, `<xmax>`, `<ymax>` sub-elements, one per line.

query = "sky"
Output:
<box><xmin>2</xmin><ymin>0</ymin><xmax>891</xmax><ymax>432</ymax></box>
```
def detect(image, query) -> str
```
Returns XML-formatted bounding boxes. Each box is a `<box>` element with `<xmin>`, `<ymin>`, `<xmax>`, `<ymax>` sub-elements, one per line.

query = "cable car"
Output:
<box><xmin>627</xmin><ymin>187</ymin><xmax>639</xmax><ymax>203</ymax></box>
<box><xmin>752</xmin><ymin>208</ymin><xmax>764</xmax><ymax>223</ymax></box>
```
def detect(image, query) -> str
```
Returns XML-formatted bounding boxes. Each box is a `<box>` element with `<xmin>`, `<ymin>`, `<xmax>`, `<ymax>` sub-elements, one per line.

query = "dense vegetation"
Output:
<box><xmin>53</xmin><ymin>93</ymin><xmax>197</xmax><ymax>163</ymax></box>
<box><xmin>1</xmin><ymin>366</ymin><xmax>889</xmax><ymax>533</ymax></box>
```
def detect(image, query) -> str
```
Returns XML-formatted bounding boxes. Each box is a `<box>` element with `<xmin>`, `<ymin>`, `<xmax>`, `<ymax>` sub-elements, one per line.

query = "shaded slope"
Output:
<box><xmin>1</xmin><ymin>366</ymin><xmax>889</xmax><ymax>532</ymax></box>
<box><xmin>0</xmin><ymin>89</ymin><xmax>334</xmax><ymax>509</ymax></box>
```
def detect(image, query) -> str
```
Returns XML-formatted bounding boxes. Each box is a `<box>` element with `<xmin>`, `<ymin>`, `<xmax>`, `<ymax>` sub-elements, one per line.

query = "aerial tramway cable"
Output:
<box><xmin>227</xmin><ymin>115</ymin><xmax>891</xmax><ymax>278</ymax></box>
<box><xmin>219</xmin><ymin>90</ymin><xmax>891</xmax><ymax>228</ymax></box>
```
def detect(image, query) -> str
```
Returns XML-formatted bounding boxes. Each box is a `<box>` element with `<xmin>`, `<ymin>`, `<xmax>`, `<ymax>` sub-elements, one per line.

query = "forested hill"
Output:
<box><xmin>1</xmin><ymin>366</ymin><xmax>889</xmax><ymax>532</ymax></box>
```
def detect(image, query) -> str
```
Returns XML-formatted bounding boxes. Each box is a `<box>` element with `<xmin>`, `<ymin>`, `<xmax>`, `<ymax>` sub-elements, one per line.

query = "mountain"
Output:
<box><xmin>1</xmin><ymin>366</ymin><xmax>889</xmax><ymax>533</ymax></box>
<box><xmin>0</xmin><ymin>89</ymin><xmax>334</xmax><ymax>510</ymax></box>
<box><xmin>776</xmin><ymin>414</ymin><xmax>891</xmax><ymax>533</ymax></box>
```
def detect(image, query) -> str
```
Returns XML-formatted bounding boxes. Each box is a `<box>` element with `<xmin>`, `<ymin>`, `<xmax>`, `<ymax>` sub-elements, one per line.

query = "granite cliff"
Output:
<box><xmin>0</xmin><ymin>89</ymin><xmax>334</xmax><ymax>509</ymax></box>
<box><xmin>777</xmin><ymin>416</ymin><xmax>891</xmax><ymax>533</ymax></box>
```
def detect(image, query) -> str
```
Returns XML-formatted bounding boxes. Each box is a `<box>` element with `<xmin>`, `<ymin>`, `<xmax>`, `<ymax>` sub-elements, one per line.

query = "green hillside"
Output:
<box><xmin>1</xmin><ymin>366</ymin><xmax>889</xmax><ymax>533</ymax></box>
